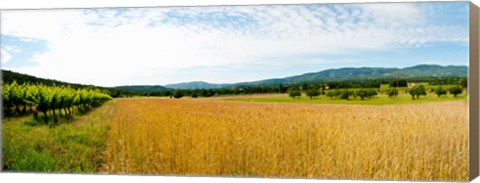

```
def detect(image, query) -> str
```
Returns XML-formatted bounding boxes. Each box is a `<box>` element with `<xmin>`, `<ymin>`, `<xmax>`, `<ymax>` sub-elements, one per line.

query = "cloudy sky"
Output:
<box><xmin>0</xmin><ymin>2</ymin><xmax>469</xmax><ymax>87</ymax></box>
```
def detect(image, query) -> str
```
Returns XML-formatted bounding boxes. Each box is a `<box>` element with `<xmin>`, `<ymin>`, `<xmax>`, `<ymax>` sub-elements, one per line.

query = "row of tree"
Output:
<box><xmin>112</xmin><ymin>76</ymin><xmax>468</xmax><ymax>98</ymax></box>
<box><xmin>286</xmin><ymin>85</ymin><xmax>464</xmax><ymax>100</ymax></box>
<box><xmin>2</xmin><ymin>81</ymin><xmax>112</xmax><ymax>123</ymax></box>
<box><xmin>408</xmin><ymin>85</ymin><xmax>463</xmax><ymax>100</ymax></box>
<box><xmin>288</xmin><ymin>88</ymin><xmax>379</xmax><ymax>100</ymax></box>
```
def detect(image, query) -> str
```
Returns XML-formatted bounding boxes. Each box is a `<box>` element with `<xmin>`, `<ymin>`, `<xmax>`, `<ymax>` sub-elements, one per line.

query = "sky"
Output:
<box><xmin>0</xmin><ymin>2</ymin><xmax>470</xmax><ymax>87</ymax></box>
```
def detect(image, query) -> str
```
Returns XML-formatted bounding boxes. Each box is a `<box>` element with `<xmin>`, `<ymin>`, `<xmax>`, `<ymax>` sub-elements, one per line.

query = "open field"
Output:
<box><xmin>105</xmin><ymin>98</ymin><xmax>468</xmax><ymax>181</ymax></box>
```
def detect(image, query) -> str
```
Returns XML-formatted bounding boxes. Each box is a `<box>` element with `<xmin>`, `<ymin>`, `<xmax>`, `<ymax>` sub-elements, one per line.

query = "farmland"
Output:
<box><xmin>104</xmin><ymin>98</ymin><xmax>468</xmax><ymax>181</ymax></box>
<box><xmin>1</xmin><ymin>75</ymin><xmax>469</xmax><ymax>181</ymax></box>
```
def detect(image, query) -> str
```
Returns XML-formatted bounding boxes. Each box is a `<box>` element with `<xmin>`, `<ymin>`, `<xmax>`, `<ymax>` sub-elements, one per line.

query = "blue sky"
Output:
<box><xmin>0</xmin><ymin>2</ymin><xmax>469</xmax><ymax>87</ymax></box>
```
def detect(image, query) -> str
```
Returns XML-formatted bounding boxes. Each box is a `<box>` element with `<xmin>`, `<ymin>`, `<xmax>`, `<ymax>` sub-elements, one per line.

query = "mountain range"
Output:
<box><xmin>164</xmin><ymin>81</ymin><xmax>230</xmax><ymax>90</ymax></box>
<box><xmin>3</xmin><ymin>64</ymin><xmax>468</xmax><ymax>92</ymax></box>
<box><xmin>161</xmin><ymin>64</ymin><xmax>468</xmax><ymax>90</ymax></box>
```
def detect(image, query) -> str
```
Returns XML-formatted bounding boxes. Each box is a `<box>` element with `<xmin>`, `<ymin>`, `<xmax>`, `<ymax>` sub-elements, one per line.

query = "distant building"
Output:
<box><xmin>407</xmin><ymin>82</ymin><xmax>417</xmax><ymax>88</ymax></box>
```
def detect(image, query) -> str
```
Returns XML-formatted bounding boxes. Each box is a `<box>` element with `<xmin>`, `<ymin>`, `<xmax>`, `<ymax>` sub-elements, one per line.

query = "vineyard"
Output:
<box><xmin>2</xmin><ymin>81</ymin><xmax>112</xmax><ymax>124</ymax></box>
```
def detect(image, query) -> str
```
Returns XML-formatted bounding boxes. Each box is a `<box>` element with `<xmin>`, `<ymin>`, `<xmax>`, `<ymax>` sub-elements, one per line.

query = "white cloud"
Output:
<box><xmin>0</xmin><ymin>3</ymin><xmax>468</xmax><ymax>86</ymax></box>
<box><xmin>1</xmin><ymin>49</ymin><xmax>12</xmax><ymax>65</ymax></box>
<box><xmin>1</xmin><ymin>45</ymin><xmax>21</xmax><ymax>65</ymax></box>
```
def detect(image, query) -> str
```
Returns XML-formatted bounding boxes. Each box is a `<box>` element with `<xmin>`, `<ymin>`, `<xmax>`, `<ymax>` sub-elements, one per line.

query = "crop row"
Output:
<box><xmin>2</xmin><ymin>81</ymin><xmax>112</xmax><ymax>122</ymax></box>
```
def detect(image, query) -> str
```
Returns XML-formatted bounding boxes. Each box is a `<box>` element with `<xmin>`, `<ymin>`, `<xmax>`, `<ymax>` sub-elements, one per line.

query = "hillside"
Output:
<box><xmin>113</xmin><ymin>85</ymin><xmax>172</xmax><ymax>93</ymax></box>
<box><xmin>234</xmin><ymin>64</ymin><xmax>468</xmax><ymax>86</ymax></box>
<box><xmin>164</xmin><ymin>81</ymin><xmax>231</xmax><ymax>90</ymax></box>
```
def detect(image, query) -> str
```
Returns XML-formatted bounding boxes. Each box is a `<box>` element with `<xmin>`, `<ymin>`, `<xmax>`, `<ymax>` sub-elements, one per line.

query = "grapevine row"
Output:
<box><xmin>2</xmin><ymin>81</ymin><xmax>112</xmax><ymax>122</ymax></box>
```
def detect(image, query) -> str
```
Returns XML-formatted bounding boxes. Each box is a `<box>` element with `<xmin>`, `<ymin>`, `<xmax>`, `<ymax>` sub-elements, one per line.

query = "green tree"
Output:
<box><xmin>385</xmin><ymin>88</ymin><xmax>398</xmax><ymax>98</ymax></box>
<box><xmin>306</xmin><ymin>89</ymin><xmax>319</xmax><ymax>99</ymax></box>
<box><xmin>173</xmin><ymin>89</ymin><xmax>184</xmax><ymax>99</ymax></box>
<box><xmin>434</xmin><ymin>87</ymin><xmax>447</xmax><ymax>98</ymax></box>
<box><xmin>460</xmin><ymin>77</ymin><xmax>467</xmax><ymax>89</ymax></box>
<box><xmin>408</xmin><ymin>85</ymin><xmax>427</xmax><ymax>100</ymax></box>
<box><xmin>302</xmin><ymin>83</ymin><xmax>308</xmax><ymax>91</ymax></box>
<box><xmin>389</xmin><ymin>79</ymin><xmax>407</xmax><ymax>87</ymax></box>
<box><xmin>366</xmin><ymin>89</ymin><xmax>378</xmax><ymax>98</ymax></box>
<box><xmin>449</xmin><ymin>86</ymin><xmax>463</xmax><ymax>97</ymax></box>
<box><xmin>326</xmin><ymin>90</ymin><xmax>340</xmax><ymax>99</ymax></box>
<box><xmin>339</xmin><ymin>90</ymin><xmax>353</xmax><ymax>100</ymax></box>
<box><xmin>279</xmin><ymin>83</ymin><xmax>287</xmax><ymax>93</ymax></box>
<box><xmin>288</xmin><ymin>90</ymin><xmax>301</xmax><ymax>99</ymax></box>
<box><xmin>355</xmin><ymin>89</ymin><xmax>368</xmax><ymax>100</ymax></box>
<box><xmin>191</xmin><ymin>93</ymin><xmax>198</xmax><ymax>98</ymax></box>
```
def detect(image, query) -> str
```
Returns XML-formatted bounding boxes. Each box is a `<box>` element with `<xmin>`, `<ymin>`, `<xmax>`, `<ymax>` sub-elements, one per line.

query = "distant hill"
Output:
<box><xmin>393</xmin><ymin>65</ymin><xmax>467</xmax><ymax>78</ymax></box>
<box><xmin>164</xmin><ymin>81</ymin><xmax>231</xmax><ymax>90</ymax></box>
<box><xmin>113</xmin><ymin>85</ymin><xmax>172</xmax><ymax>93</ymax></box>
<box><xmin>235</xmin><ymin>64</ymin><xmax>468</xmax><ymax>86</ymax></box>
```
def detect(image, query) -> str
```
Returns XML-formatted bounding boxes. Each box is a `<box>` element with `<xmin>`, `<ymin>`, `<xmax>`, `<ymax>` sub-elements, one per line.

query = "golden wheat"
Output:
<box><xmin>104</xmin><ymin>98</ymin><xmax>468</xmax><ymax>181</ymax></box>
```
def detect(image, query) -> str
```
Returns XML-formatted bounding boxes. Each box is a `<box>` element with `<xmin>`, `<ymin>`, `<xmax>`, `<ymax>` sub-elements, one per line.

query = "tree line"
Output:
<box><xmin>146</xmin><ymin>76</ymin><xmax>467</xmax><ymax>99</ymax></box>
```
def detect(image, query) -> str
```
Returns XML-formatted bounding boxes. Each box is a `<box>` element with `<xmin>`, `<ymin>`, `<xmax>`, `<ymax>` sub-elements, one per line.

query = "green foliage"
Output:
<box><xmin>2</xmin><ymin>82</ymin><xmax>112</xmax><ymax>124</ymax></box>
<box><xmin>357</xmin><ymin>89</ymin><xmax>378</xmax><ymax>100</ymax></box>
<box><xmin>326</xmin><ymin>90</ymin><xmax>340</xmax><ymax>99</ymax></box>
<box><xmin>408</xmin><ymin>85</ymin><xmax>427</xmax><ymax>100</ymax></box>
<box><xmin>449</xmin><ymin>86</ymin><xmax>463</xmax><ymax>97</ymax></box>
<box><xmin>3</xmin><ymin>101</ymin><xmax>113</xmax><ymax>172</ymax></box>
<box><xmin>460</xmin><ymin>77</ymin><xmax>467</xmax><ymax>88</ymax></box>
<box><xmin>385</xmin><ymin>88</ymin><xmax>399</xmax><ymax>98</ymax></box>
<box><xmin>389</xmin><ymin>79</ymin><xmax>408</xmax><ymax>87</ymax></box>
<box><xmin>173</xmin><ymin>89</ymin><xmax>184</xmax><ymax>99</ymax></box>
<box><xmin>367</xmin><ymin>89</ymin><xmax>378</xmax><ymax>97</ymax></box>
<box><xmin>338</xmin><ymin>90</ymin><xmax>353</xmax><ymax>100</ymax></box>
<box><xmin>355</xmin><ymin>90</ymin><xmax>368</xmax><ymax>100</ymax></box>
<box><xmin>2</xmin><ymin>69</ymin><xmax>135</xmax><ymax>98</ymax></box>
<box><xmin>278</xmin><ymin>83</ymin><xmax>288</xmax><ymax>93</ymax></box>
<box><xmin>10</xmin><ymin>149</ymin><xmax>56</xmax><ymax>171</ymax></box>
<box><xmin>288</xmin><ymin>90</ymin><xmax>301</xmax><ymax>99</ymax></box>
<box><xmin>434</xmin><ymin>87</ymin><xmax>447</xmax><ymax>98</ymax></box>
<box><xmin>305</xmin><ymin>89</ymin><xmax>320</xmax><ymax>99</ymax></box>
<box><xmin>191</xmin><ymin>93</ymin><xmax>198</xmax><ymax>98</ymax></box>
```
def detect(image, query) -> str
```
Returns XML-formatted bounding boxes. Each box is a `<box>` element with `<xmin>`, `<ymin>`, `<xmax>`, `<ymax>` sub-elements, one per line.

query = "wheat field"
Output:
<box><xmin>104</xmin><ymin>98</ymin><xmax>468</xmax><ymax>181</ymax></box>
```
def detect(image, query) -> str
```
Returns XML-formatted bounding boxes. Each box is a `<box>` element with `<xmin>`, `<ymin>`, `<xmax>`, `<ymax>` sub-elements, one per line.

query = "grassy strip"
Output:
<box><xmin>224</xmin><ymin>93</ymin><xmax>467</xmax><ymax>105</ymax></box>
<box><xmin>2</xmin><ymin>101</ymin><xmax>114</xmax><ymax>173</ymax></box>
